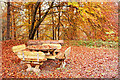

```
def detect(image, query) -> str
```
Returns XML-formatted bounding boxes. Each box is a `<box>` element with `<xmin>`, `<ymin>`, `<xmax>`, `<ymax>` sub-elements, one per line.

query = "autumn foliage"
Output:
<box><xmin>1</xmin><ymin>1</ymin><xmax>119</xmax><ymax>78</ymax></box>
<box><xmin>1</xmin><ymin>2</ymin><xmax>118</xmax><ymax>41</ymax></box>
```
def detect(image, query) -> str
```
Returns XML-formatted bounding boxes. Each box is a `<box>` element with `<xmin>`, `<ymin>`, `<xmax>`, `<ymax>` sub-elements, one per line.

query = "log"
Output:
<box><xmin>12</xmin><ymin>44</ymin><xmax>26</xmax><ymax>53</ymax></box>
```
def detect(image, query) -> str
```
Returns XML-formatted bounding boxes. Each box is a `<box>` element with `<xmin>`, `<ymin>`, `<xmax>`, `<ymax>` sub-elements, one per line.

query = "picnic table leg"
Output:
<box><xmin>53</xmin><ymin>49</ymin><xmax>60</xmax><ymax>56</ymax></box>
<box><xmin>26</xmin><ymin>64</ymin><xmax>32</xmax><ymax>71</ymax></box>
<box><xmin>61</xmin><ymin>61</ymin><xmax>66</xmax><ymax>68</ymax></box>
<box><xmin>48</xmin><ymin>50</ymin><xmax>50</xmax><ymax>55</ymax></box>
<box><xmin>33</xmin><ymin>65</ymin><xmax>40</xmax><ymax>73</ymax></box>
<box><xmin>53</xmin><ymin>50</ymin><xmax>56</xmax><ymax>56</ymax></box>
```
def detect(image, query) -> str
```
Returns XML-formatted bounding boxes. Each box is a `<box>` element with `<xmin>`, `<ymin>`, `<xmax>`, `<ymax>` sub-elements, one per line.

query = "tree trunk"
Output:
<box><xmin>29</xmin><ymin>1</ymin><xmax>54</xmax><ymax>39</ymax></box>
<box><xmin>13</xmin><ymin>11</ymin><xmax>16</xmax><ymax>40</ymax></box>
<box><xmin>12</xmin><ymin>9</ymin><xmax>16</xmax><ymax>40</ymax></box>
<box><xmin>29</xmin><ymin>2</ymin><xmax>40</xmax><ymax>39</ymax></box>
<box><xmin>52</xmin><ymin>9</ymin><xmax>55</xmax><ymax>40</ymax></box>
<box><xmin>6</xmin><ymin>1</ymin><xmax>10</xmax><ymax>40</ymax></box>
<box><xmin>58</xmin><ymin>1</ymin><xmax>60</xmax><ymax>40</ymax></box>
<box><xmin>28</xmin><ymin>5</ymin><xmax>30</xmax><ymax>33</ymax></box>
<box><xmin>55</xmin><ymin>27</ymin><xmax>56</xmax><ymax>40</ymax></box>
<box><xmin>37</xmin><ymin>5</ymin><xmax>41</xmax><ymax>39</ymax></box>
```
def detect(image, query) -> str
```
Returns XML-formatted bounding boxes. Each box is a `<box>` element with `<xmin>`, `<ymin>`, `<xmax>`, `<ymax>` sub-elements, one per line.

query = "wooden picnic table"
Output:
<box><xmin>12</xmin><ymin>43</ymin><xmax>63</xmax><ymax>73</ymax></box>
<box><xmin>26</xmin><ymin>45</ymin><xmax>57</xmax><ymax>51</ymax></box>
<box><xmin>26</xmin><ymin>44</ymin><xmax>61</xmax><ymax>59</ymax></box>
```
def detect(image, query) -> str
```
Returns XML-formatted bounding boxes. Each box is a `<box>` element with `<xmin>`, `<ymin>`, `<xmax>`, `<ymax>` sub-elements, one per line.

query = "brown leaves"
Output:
<box><xmin>2</xmin><ymin>40</ymin><xmax>118</xmax><ymax>78</ymax></box>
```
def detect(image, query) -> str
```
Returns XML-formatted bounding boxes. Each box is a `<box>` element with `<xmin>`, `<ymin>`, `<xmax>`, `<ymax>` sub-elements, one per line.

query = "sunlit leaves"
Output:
<box><xmin>65</xmin><ymin>2</ymin><xmax>118</xmax><ymax>41</ymax></box>
<box><xmin>1</xmin><ymin>2</ymin><xmax>118</xmax><ymax>41</ymax></box>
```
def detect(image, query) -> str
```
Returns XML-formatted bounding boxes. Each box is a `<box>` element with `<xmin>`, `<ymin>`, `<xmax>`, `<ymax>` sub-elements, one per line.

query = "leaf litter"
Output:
<box><xmin>1</xmin><ymin>40</ymin><xmax>118</xmax><ymax>78</ymax></box>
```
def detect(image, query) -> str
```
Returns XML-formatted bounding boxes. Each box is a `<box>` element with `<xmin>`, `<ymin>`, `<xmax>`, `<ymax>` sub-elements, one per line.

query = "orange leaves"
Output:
<box><xmin>2</xmin><ymin>40</ymin><xmax>119</xmax><ymax>78</ymax></box>
<box><xmin>66</xmin><ymin>2</ymin><xmax>118</xmax><ymax>40</ymax></box>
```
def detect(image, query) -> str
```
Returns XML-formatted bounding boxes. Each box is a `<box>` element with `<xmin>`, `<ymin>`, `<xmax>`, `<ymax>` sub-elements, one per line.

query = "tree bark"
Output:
<box><xmin>55</xmin><ymin>27</ymin><xmax>56</xmax><ymax>40</ymax></box>
<box><xmin>29</xmin><ymin>2</ymin><xmax>40</xmax><ymax>39</ymax></box>
<box><xmin>6</xmin><ymin>1</ymin><xmax>10</xmax><ymax>40</ymax></box>
<box><xmin>28</xmin><ymin>5</ymin><xmax>30</xmax><ymax>34</ymax></box>
<box><xmin>29</xmin><ymin>1</ymin><xmax>54</xmax><ymax>39</ymax></box>
<box><xmin>37</xmin><ymin>4</ymin><xmax>41</xmax><ymax>39</ymax></box>
<box><xmin>58</xmin><ymin>1</ymin><xmax>60</xmax><ymax>40</ymax></box>
<box><xmin>52</xmin><ymin>9</ymin><xmax>55</xmax><ymax>40</ymax></box>
<box><xmin>13</xmin><ymin>9</ymin><xmax>16</xmax><ymax>40</ymax></box>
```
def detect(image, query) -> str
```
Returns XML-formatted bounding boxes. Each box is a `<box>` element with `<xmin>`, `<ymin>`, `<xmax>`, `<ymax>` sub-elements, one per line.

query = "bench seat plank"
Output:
<box><xmin>45</xmin><ymin>55</ymin><xmax>56</xmax><ymax>59</ymax></box>
<box><xmin>17</xmin><ymin>51</ymin><xmax>47</xmax><ymax>62</ymax></box>
<box><xmin>12</xmin><ymin>44</ymin><xmax>26</xmax><ymax>53</ymax></box>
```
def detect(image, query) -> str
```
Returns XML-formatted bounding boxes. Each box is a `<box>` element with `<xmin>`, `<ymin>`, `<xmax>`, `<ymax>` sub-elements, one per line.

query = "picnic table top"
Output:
<box><xmin>26</xmin><ymin>45</ymin><xmax>57</xmax><ymax>50</ymax></box>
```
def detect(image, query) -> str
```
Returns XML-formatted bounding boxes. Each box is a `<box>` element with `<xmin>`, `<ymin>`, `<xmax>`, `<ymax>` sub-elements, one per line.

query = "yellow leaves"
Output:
<box><xmin>78</xmin><ymin>7</ymin><xmax>83</xmax><ymax>10</ymax></box>
<box><xmin>23</xmin><ymin>22</ymin><xmax>31</xmax><ymax>27</ymax></box>
<box><xmin>82</xmin><ymin>18</ymin><xmax>85</xmax><ymax>21</ymax></box>
<box><xmin>73</xmin><ymin>2</ymin><xmax>79</xmax><ymax>7</ymax></box>
<box><xmin>68</xmin><ymin>2</ymin><xmax>72</xmax><ymax>5</ymax></box>
<box><xmin>68</xmin><ymin>2</ymin><xmax>79</xmax><ymax>7</ymax></box>
<box><xmin>91</xmin><ymin>11</ymin><xmax>94</xmax><ymax>14</ymax></box>
<box><xmin>96</xmin><ymin>8</ymin><xmax>101</xmax><ymax>11</ymax></box>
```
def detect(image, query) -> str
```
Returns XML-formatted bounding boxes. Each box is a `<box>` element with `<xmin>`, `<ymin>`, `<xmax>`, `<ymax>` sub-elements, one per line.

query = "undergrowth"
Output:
<box><xmin>64</xmin><ymin>40</ymin><xmax>118</xmax><ymax>49</ymax></box>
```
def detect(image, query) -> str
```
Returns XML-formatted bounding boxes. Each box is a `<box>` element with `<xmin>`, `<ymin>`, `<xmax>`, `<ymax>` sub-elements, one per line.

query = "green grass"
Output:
<box><xmin>64</xmin><ymin>40</ymin><xmax>118</xmax><ymax>49</ymax></box>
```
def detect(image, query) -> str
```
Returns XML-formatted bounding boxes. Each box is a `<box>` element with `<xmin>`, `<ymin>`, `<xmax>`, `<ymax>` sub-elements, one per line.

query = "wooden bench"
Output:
<box><xmin>56</xmin><ymin>47</ymin><xmax>71</xmax><ymax>68</ymax></box>
<box><xmin>12</xmin><ymin>41</ymin><xmax>69</xmax><ymax>71</ymax></box>
<box><xmin>12</xmin><ymin>44</ymin><xmax>47</xmax><ymax>73</ymax></box>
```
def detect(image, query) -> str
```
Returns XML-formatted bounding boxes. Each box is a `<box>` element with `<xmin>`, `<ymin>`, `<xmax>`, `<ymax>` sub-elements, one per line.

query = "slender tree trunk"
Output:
<box><xmin>29</xmin><ymin>1</ymin><xmax>54</xmax><ymax>39</ymax></box>
<box><xmin>6</xmin><ymin>1</ymin><xmax>10</xmax><ymax>40</ymax></box>
<box><xmin>37</xmin><ymin>5</ymin><xmax>41</xmax><ymax>39</ymax></box>
<box><xmin>58</xmin><ymin>1</ymin><xmax>60</xmax><ymax>40</ymax></box>
<box><xmin>29</xmin><ymin>2</ymin><xmax>40</xmax><ymax>39</ymax></box>
<box><xmin>28</xmin><ymin>5</ymin><xmax>30</xmax><ymax>33</ymax></box>
<box><xmin>36</xmin><ymin>27</ymin><xmax>39</xmax><ymax>40</ymax></box>
<box><xmin>52</xmin><ymin>9</ymin><xmax>55</xmax><ymax>40</ymax></box>
<box><xmin>55</xmin><ymin>27</ymin><xmax>56</xmax><ymax>40</ymax></box>
<box><xmin>11</xmin><ymin>11</ymin><xmax>14</xmax><ymax>40</ymax></box>
<box><xmin>13</xmin><ymin>10</ymin><xmax>16</xmax><ymax>40</ymax></box>
<box><xmin>12</xmin><ymin>9</ymin><xmax>16</xmax><ymax>40</ymax></box>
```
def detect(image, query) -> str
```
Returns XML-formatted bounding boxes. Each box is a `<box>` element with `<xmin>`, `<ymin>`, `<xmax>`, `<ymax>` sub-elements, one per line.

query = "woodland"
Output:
<box><xmin>0</xmin><ymin>1</ymin><xmax>119</xmax><ymax>78</ymax></box>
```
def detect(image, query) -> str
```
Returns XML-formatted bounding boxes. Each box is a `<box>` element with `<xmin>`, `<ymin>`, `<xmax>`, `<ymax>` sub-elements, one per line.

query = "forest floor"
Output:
<box><xmin>1</xmin><ymin>40</ymin><xmax>118</xmax><ymax>78</ymax></box>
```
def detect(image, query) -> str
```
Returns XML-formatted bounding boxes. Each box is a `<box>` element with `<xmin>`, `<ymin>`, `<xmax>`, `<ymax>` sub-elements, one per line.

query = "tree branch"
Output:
<box><xmin>29</xmin><ymin>1</ymin><xmax>55</xmax><ymax>39</ymax></box>
<box><xmin>29</xmin><ymin>1</ymin><xmax>40</xmax><ymax>38</ymax></box>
